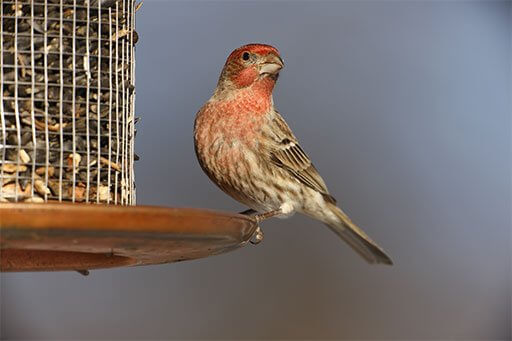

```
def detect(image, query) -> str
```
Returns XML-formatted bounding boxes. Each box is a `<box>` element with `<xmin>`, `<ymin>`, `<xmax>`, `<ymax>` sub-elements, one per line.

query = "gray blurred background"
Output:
<box><xmin>1</xmin><ymin>0</ymin><xmax>511</xmax><ymax>339</ymax></box>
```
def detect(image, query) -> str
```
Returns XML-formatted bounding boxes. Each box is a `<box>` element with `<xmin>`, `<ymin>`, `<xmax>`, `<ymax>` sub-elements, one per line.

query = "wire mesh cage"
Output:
<box><xmin>0</xmin><ymin>0</ymin><xmax>137</xmax><ymax>205</ymax></box>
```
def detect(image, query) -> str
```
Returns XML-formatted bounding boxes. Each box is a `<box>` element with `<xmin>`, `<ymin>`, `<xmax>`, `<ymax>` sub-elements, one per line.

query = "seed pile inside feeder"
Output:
<box><xmin>1</xmin><ymin>0</ymin><xmax>137</xmax><ymax>204</ymax></box>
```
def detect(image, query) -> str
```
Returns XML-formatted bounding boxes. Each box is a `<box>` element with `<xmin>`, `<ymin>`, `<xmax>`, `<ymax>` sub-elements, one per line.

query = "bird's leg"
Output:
<box><xmin>254</xmin><ymin>209</ymin><xmax>282</xmax><ymax>223</ymax></box>
<box><xmin>250</xmin><ymin>204</ymin><xmax>293</xmax><ymax>244</ymax></box>
<box><xmin>254</xmin><ymin>203</ymin><xmax>294</xmax><ymax>222</ymax></box>
<box><xmin>239</xmin><ymin>208</ymin><xmax>257</xmax><ymax>216</ymax></box>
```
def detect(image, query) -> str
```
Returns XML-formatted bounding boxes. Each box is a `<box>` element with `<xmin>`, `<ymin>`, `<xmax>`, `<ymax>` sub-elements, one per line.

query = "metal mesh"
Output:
<box><xmin>0</xmin><ymin>0</ymin><xmax>137</xmax><ymax>205</ymax></box>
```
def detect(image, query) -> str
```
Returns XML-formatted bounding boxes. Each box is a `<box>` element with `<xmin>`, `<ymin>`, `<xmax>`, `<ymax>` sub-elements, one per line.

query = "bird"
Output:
<box><xmin>194</xmin><ymin>43</ymin><xmax>392</xmax><ymax>265</ymax></box>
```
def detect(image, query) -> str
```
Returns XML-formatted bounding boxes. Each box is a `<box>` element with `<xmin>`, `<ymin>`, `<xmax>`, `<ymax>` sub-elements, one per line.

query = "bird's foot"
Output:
<box><xmin>76</xmin><ymin>269</ymin><xmax>90</xmax><ymax>276</ymax></box>
<box><xmin>250</xmin><ymin>226</ymin><xmax>264</xmax><ymax>245</ymax></box>
<box><xmin>246</xmin><ymin>207</ymin><xmax>287</xmax><ymax>244</ymax></box>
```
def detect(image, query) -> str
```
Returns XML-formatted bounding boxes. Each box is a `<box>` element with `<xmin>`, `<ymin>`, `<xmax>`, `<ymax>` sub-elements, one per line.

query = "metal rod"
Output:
<box><xmin>113</xmin><ymin>0</ymin><xmax>119</xmax><ymax>205</ymax></box>
<box><xmin>107</xmin><ymin>7</ymin><xmax>113</xmax><ymax>204</ymax></box>
<box><xmin>85</xmin><ymin>0</ymin><xmax>91</xmax><ymax>202</ymax></box>
<box><xmin>29</xmin><ymin>0</ymin><xmax>37</xmax><ymax>200</ymax></box>
<box><xmin>43</xmin><ymin>0</ymin><xmax>50</xmax><ymax>201</ymax></box>
<box><xmin>13</xmin><ymin>0</ymin><xmax>23</xmax><ymax>202</ymax></box>
<box><xmin>96</xmin><ymin>0</ymin><xmax>102</xmax><ymax>203</ymax></box>
<box><xmin>71</xmin><ymin>0</ymin><xmax>77</xmax><ymax>202</ymax></box>
<box><xmin>58</xmin><ymin>0</ymin><xmax>64</xmax><ymax>201</ymax></box>
<box><xmin>0</xmin><ymin>1</ymin><xmax>7</xmax><ymax>196</ymax></box>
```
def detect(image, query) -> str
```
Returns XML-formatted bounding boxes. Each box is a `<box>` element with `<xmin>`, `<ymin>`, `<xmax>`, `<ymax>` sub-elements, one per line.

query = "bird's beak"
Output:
<box><xmin>259</xmin><ymin>54</ymin><xmax>284</xmax><ymax>75</ymax></box>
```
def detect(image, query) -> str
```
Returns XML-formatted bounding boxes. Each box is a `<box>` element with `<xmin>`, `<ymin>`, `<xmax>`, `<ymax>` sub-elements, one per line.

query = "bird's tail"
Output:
<box><xmin>324</xmin><ymin>204</ymin><xmax>393</xmax><ymax>265</ymax></box>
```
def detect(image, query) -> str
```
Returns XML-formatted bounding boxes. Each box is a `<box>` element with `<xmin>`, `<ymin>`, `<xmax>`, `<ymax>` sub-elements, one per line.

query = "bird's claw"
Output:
<box><xmin>250</xmin><ymin>226</ymin><xmax>264</xmax><ymax>245</ymax></box>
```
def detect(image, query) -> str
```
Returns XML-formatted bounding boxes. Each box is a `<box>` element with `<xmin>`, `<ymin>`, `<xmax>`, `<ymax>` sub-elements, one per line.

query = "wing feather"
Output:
<box><xmin>266</xmin><ymin>111</ymin><xmax>336</xmax><ymax>204</ymax></box>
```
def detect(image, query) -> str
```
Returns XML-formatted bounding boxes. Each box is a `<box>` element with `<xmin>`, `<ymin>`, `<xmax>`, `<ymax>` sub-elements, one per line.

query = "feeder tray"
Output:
<box><xmin>0</xmin><ymin>203</ymin><xmax>259</xmax><ymax>272</ymax></box>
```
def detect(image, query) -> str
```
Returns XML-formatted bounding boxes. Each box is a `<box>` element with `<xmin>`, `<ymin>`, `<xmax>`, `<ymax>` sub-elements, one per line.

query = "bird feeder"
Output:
<box><xmin>0</xmin><ymin>0</ymin><xmax>258</xmax><ymax>273</ymax></box>
<box><xmin>1</xmin><ymin>0</ymin><xmax>136</xmax><ymax>203</ymax></box>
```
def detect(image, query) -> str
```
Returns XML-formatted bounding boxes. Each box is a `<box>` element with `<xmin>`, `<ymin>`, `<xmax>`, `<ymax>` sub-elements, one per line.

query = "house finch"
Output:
<box><xmin>194</xmin><ymin>43</ymin><xmax>392</xmax><ymax>265</ymax></box>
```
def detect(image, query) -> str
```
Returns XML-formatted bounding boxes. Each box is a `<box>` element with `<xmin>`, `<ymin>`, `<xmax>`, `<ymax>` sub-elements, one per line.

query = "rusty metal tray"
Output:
<box><xmin>0</xmin><ymin>203</ymin><xmax>258</xmax><ymax>273</ymax></box>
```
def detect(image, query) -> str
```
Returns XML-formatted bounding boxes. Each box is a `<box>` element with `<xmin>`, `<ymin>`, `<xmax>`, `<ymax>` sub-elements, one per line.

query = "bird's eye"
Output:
<box><xmin>242</xmin><ymin>52</ymin><xmax>250</xmax><ymax>61</ymax></box>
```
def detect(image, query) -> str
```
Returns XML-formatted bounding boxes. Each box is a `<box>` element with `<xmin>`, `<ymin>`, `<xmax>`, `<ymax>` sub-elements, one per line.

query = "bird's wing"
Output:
<box><xmin>265</xmin><ymin>111</ymin><xmax>336</xmax><ymax>204</ymax></box>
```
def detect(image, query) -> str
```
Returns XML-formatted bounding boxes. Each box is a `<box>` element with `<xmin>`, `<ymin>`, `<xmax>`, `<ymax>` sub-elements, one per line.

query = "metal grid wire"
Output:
<box><xmin>0</xmin><ymin>0</ymin><xmax>137</xmax><ymax>205</ymax></box>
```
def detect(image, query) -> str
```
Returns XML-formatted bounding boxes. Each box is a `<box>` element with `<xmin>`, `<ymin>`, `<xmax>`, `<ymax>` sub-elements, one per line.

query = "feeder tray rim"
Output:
<box><xmin>0</xmin><ymin>203</ymin><xmax>259</xmax><ymax>273</ymax></box>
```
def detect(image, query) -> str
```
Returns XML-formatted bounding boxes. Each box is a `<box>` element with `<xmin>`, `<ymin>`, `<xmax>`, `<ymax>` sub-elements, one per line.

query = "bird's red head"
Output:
<box><xmin>217</xmin><ymin>43</ymin><xmax>284</xmax><ymax>92</ymax></box>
